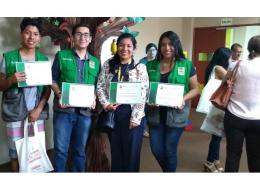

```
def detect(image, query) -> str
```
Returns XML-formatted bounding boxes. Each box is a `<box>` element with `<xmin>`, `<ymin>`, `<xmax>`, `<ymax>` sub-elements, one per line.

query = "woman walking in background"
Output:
<box><xmin>201</xmin><ymin>47</ymin><xmax>232</xmax><ymax>172</ymax></box>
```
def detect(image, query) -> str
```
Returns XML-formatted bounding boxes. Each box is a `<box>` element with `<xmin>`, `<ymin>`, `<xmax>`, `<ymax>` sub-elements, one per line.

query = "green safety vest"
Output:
<box><xmin>145</xmin><ymin>59</ymin><xmax>192</xmax><ymax>128</ymax></box>
<box><xmin>57</xmin><ymin>49</ymin><xmax>100</xmax><ymax>88</ymax></box>
<box><xmin>4</xmin><ymin>48</ymin><xmax>48</xmax><ymax>92</ymax></box>
<box><xmin>146</xmin><ymin>59</ymin><xmax>192</xmax><ymax>94</ymax></box>
<box><xmin>2</xmin><ymin>49</ymin><xmax>49</xmax><ymax>122</ymax></box>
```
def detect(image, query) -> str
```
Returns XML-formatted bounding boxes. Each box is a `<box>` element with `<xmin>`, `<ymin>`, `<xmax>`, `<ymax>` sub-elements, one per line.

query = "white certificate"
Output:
<box><xmin>110</xmin><ymin>82</ymin><xmax>142</xmax><ymax>104</ymax></box>
<box><xmin>156</xmin><ymin>83</ymin><xmax>184</xmax><ymax>107</ymax></box>
<box><xmin>61</xmin><ymin>83</ymin><xmax>95</xmax><ymax>107</ymax></box>
<box><xmin>16</xmin><ymin>61</ymin><xmax>52</xmax><ymax>87</ymax></box>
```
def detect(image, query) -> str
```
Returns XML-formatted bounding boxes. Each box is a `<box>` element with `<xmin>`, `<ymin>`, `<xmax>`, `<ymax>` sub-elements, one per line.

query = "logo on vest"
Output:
<box><xmin>89</xmin><ymin>60</ymin><xmax>95</xmax><ymax>69</ymax></box>
<box><xmin>62</xmin><ymin>58</ymin><xmax>73</xmax><ymax>61</ymax></box>
<box><xmin>178</xmin><ymin>67</ymin><xmax>185</xmax><ymax>76</ymax></box>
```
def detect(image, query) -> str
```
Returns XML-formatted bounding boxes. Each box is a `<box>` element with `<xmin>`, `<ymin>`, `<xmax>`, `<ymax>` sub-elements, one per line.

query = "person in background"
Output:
<box><xmin>139</xmin><ymin>43</ymin><xmax>157</xmax><ymax>64</ymax></box>
<box><xmin>202</xmin><ymin>47</ymin><xmax>232</xmax><ymax>172</ymax></box>
<box><xmin>224</xmin><ymin>35</ymin><xmax>260</xmax><ymax>172</ymax></box>
<box><xmin>139</xmin><ymin>43</ymin><xmax>158</xmax><ymax>137</ymax></box>
<box><xmin>0</xmin><ymin>18</ymin><xmax>50</xmax><ymax>172</ymax></box>
<box><xmin>51</xmin><ymin>23</ymin><xmax>100</xmax><ymax>172</ymax></box>
<box><xmin>97</xmin><ymin>33</ymin><xmax>149</xmax><ymax>172</ymax></box>
<box><xmin>146</xmin><ymin>31</ymin><xmax>199</xmax><ymax>172</ymax></box>
<box><xmin>229</xmin><ymin>43</ymin><xmax>242</xmax><ymax>69</ymax></box>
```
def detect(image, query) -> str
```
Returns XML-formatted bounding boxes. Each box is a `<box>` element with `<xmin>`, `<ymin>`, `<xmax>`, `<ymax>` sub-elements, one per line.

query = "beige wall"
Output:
<box><xmin>130</xmin><ymin>17</ymin><xmax>184</xmax><ymax>61</ymax></box>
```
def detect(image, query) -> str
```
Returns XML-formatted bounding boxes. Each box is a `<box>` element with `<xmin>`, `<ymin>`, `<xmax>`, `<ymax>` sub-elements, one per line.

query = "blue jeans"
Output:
<box><xmin>110</xmin><ymin>105</ymin><xmax>144</xmax><ymax>172</ymax></box>
<box><xmin>53</xmin><ymin>111</ymin><xmax>91</xmax><ymax>172</ymax></box>
<box><xmin>207</xmin><ymin>134</ymin><xmax>222</xmax><ymax>162</ymax></box>
<box><xmin>149</xmin><ymin>124</ymin><xmax>184</xmax><ymax>172</ymax></box>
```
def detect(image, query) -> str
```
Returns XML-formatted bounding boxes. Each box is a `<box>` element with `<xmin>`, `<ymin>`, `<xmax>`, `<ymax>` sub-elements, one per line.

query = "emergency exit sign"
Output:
<box><xmin>221</xmin><ymin>18</ymin><xmax>232</xmax><ymax>26</ymax></box>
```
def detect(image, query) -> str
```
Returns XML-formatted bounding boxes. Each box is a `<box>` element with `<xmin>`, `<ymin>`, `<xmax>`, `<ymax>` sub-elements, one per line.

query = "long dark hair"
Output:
<box><xmin>109</xmin><ymin>33</ymin><xmax>137</xmax><ymax>73</ymax></box>
<box><xmin>204</xmin><ymin>47</ymin><xmax>231</xmax><ymax>84</ymax></box>
<box><xmin>156</xmin><ymin>31</ymin><xmax>185</xmax><ymax>61</ymax></box>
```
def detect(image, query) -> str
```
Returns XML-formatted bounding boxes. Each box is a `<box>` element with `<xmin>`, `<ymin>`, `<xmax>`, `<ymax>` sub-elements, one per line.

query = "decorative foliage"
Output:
<box><xmin>120</xmin><ymin>26</ymin><xmax>139</xmax><ymax>37</ymax></box>
<box><xmin>127</xmin><ymin>17</ymin><xmax>145</xmax><ymax>24</ymax></box>
<box><xmin>41</xmin><ymin>17</ymin><xmax>145</xmax><ymax>58</ymax></box>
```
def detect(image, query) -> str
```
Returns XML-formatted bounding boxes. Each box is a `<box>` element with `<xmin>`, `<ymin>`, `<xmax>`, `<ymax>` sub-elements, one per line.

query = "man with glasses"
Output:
<box><xmin>51</xmin><ymin>23</ymin><xmax>100</xmax><ymax>172</ymax></box>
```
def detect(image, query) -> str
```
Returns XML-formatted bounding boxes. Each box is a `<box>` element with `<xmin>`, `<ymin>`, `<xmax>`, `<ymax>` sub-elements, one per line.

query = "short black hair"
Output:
<box><xmin>247</xmin><ymin>35</ymin><xmax>260</xmax><ymax>59</ymax></box>
<box><xmin>231</xmin><ymin>43</ymin><xmax>242</xmax><ymax>51</ymax></box>
<box><xmin>20</xmin><ymin>17</ymin><xmax>42</xmax><ymax>34</ymax></box>
<box><xmin>72</xmin><ymin>23</ymin><xmax>91</xmax><ymax>36</ymax></box>
<box><xmin>145</xmin><ymin>43</ymin><xmax>157</xmax><ymax>53</ymax></box>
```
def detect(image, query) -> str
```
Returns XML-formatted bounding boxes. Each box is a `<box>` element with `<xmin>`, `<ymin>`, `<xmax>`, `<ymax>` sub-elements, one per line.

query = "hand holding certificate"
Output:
<box><xmin>61</xmin><ymin>82</ymin><xmax>95</xmax><ymax>108</ymax></box>
<box><xmin>148</xmin><ymin>82</ymin><xmax>184</xmax><ymax>107</ymax></box>
<box><xmin>109</xmin><ymin>82</ymin><xmax>142</xmax><ymax>104</ymax></box>
<box><xmin>16</xmin><ymin>61</ymin><xmax>52</xmax><ymax>87</ymax></box>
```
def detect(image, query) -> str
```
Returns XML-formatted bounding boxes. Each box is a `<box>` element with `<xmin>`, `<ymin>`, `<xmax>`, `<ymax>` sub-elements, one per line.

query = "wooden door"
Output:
<box><xmin>191</xmin><ymin>27</ymin><xmax>226</xmax><ymax>108</ymax></box>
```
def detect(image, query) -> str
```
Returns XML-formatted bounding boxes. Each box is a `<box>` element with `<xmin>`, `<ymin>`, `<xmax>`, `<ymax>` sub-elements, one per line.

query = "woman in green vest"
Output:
<box><xmin>146</xmin><ymin>31</ymin><xmax>199</xmax><ymax>172</ymax></box>
<box><xmin>0</xmin><ymin>18</ymin><xmax>50</xmax><ymax>172</ymax></box>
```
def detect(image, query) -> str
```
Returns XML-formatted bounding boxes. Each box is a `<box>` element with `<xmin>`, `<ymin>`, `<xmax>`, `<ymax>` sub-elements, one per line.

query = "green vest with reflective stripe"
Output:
<box><xmin>3</xmin><ymin>49</ymin><xmax>48</xmax><ymax>92</ymax></box>
<box><xmin>146</xmin><ymin>59</ymin><xmax>192</xmax><ymax>94</ymax></box>
<box><xmin>57</xmin><ymin>49</ymin><xmax>100</xmax><ymax>87</ymax></box>
<box><xmin>2</xmin><ymin>49</ymin><xmax>49</xmax><ymax>122</ymax></box>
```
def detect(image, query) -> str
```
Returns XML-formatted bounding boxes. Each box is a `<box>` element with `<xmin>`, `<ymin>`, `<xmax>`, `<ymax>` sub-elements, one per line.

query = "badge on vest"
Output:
<box><xmin>62</xmin><ymin>58</ymin><xmax>73</xmax><ymax>61</ymax></box>
<box><xmin>178</xmin><ymin>67</ymin><xmax>185</xmax><ymax>76</ymax></box>
<box><xmin>89</xmin><ymin>60</ymin><xmax>95</xmax><ymax>69</ymax></box>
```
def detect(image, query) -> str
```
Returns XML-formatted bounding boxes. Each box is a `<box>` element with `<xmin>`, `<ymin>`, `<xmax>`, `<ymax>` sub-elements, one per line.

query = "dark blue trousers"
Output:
<box><xmin>207</xmin><ymin>134</ymin><xmax>222</xmax><ymax>162</ymax></box>
<box><xmin>110</xmin><ymin>105</ymin><xmax>144</xmax><ymax>172</ymax></box>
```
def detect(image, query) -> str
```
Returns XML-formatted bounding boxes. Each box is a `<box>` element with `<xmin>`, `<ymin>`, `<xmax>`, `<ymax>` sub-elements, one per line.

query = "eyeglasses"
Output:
<box><xmin>75</xmin><ymin>32</ymin><xmax>90</xmax><ymax>38</ymax></box>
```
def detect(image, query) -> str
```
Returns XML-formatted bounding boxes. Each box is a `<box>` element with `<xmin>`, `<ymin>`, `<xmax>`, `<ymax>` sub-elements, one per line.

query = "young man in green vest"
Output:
<box><xmin>51</xmin><ymin>23</ymin><xmax>100</xmax><ymax>172</ymax></box>
<box><xmin>0</xmin><ymin>18</ymin><xmax>51</xmax><ymax>172</ymax></box>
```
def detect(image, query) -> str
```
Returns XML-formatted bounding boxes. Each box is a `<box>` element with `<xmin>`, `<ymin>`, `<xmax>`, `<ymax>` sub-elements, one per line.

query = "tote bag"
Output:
<box><xmin>196</xmin><ymin>78</ymin><xmax>222</xmax><ymax>114</ymax></box>
<box><xmin>200</xmin><ymin>106</ymin><xmax>225</xmax><ymax>137</ymax></box>
<box><xmin>210</xmin><ymin>61</ymin><xmax>241</xmax><ymax>110</ymax></box>
<box><xmin>15</xmin><ymin>118</ymin><xmax>53</xmax><ymax>173</ymax></box>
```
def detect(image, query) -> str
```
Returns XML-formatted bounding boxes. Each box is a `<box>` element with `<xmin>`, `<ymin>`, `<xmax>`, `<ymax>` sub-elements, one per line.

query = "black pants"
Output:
<box><xmin>224</xmin><ymin>110</ymin><xmax>260</xmax><ymax>172</ymax></box>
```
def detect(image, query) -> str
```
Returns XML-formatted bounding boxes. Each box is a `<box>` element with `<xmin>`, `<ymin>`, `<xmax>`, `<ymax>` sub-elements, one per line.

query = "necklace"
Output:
<box><xmin>118</xmin><ymin>59</ymin><xmax>131</xmax><ymax>82</ymax></box>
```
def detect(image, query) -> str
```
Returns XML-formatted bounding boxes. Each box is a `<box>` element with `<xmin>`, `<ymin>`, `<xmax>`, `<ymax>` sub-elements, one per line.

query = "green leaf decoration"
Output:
<box><xmin>127</xmin><ymin>17</ymin><xmax>145</xmax><ymax>24</ymax></box>
<box><xmin>120</xmin><ymin>26</ymin><xmax>140</xmax><ymax>37</ymax></box>
<box><xmin>53</xmin><ymin>20</ymin><xmax>60</xmax><ymax>26</ymax></box>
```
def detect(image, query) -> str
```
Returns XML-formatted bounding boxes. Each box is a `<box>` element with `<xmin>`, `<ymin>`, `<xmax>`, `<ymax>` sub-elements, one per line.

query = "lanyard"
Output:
<box><xmin>118</xmin><ymin>59</ymin><xmax>131</xmax><ymax>82</ymax></box>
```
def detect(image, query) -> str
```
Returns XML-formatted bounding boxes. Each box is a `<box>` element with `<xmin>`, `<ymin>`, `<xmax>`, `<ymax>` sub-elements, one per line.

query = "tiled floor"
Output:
<box><xmin>0</xmin><ymin>109</ymin><xmax>248</xmax><ymax>172</ymax></box>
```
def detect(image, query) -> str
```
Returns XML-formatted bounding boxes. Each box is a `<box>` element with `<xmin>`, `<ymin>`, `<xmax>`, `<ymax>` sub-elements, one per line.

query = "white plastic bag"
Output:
<box><xmin>15</xmin><ymin>118</ymin><xmax>54</xmax><ymax>173</ymax></box>
<box><xmin>200</xmin><ymin>106</ymin><xmax>225</xmax><ymax>137</ymax></box>
<box><xmin>196</xmin><ymin>78</ymin><xmax>222</xmax><ymax>114</ymax></box>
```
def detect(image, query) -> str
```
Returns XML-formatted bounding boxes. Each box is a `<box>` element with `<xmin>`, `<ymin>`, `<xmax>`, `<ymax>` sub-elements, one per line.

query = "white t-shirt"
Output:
<box><xmin>228</xmin><ymin>57</ymin><xmax>260</xmax><ymax>120</ymax></box>
<box><xmin>228</xmin><ymin>58</ymin><xmax>239</xmax><ymax>70</ymax></box>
